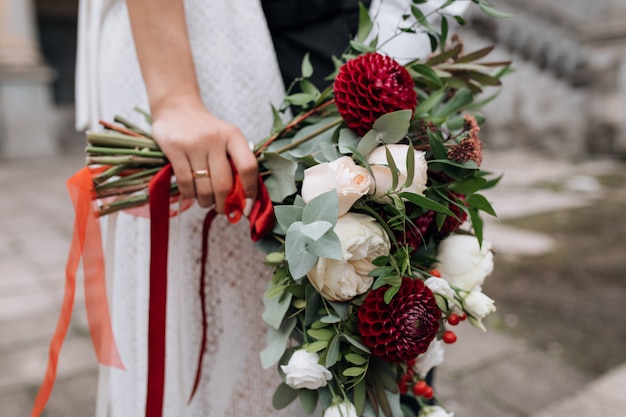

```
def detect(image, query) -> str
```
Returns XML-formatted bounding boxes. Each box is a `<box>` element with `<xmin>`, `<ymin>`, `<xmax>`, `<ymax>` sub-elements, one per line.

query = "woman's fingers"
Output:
<box><xmin>227</xmin><ymin>134</ymin><xmax>259</xmax><ymax>203</ymax></box>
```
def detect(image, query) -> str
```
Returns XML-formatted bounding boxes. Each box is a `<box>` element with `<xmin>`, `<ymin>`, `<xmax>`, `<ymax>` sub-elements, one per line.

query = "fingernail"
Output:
<box><xmin>244</xmin><ymin>198</ymin><xmax>254</xmax><ymax>217</ymax></box>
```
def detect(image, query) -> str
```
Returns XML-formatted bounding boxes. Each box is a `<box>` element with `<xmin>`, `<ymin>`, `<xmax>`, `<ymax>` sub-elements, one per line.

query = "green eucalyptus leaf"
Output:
<box><xmin>261</xmin><ymin>317</ymin><xmax>297</xmax><ymax>368</ymax></box>
<box><xmin>307</xmin><ymin>328</ymin><xmax>335</xmax><ymax>341</ymax></box>
<box><xmin>411</xmin><ymin>64</ymin><xmax>443</xmax><ymax>87</ymax></box>
<box><xmin>262</xmin><ymin>289</ymin><xmax>293</xmax><ymax>329</ymax></box>
<box><xmin>299</xmin><ymin>220</ymin><xmax>333</xmax><ymax>241</ymax></box>
<box><xmin>356</xmin><ymin>129</ymin><xmax>380</xmax><ymax>157</ymax></box>
<box><xmin>383</xmin><ymin>285</ymin><xmax>400</xmax><ymax>304</ymax></box>
<box><xmin>287</xmin><ymin>117</ymin><xmax>338</xmax><ymax>158</ymax></box>
<box><xmin>305</xmin><ymin>340</ymin><xmax>329</xmax><ymax>353</ymax></box>
<box><xmin>373</xmin><ymin>110</ymin><xmax>412</xmax><ymax>144</ymax></box>
<box><xmin>272</xmin><ymin>383</ymin><xmax>299</xmax><ymax>409</ymax></box>
<box><xmin>287</xmin><ymin>252</ymin><xmax>318</xmax><ymax>280</ymax></box>
<box><xmin>343</xmin><ymin>366</ymin><xmax>366</xmax><ymax>377</ymax></box>
<box><xmin>298</xmin><ymin>388</ymin><xmax>319</xmax><ymax>415</ymax></box>
<box><xmin>343</xmin><ymin>334</ymin><xmax>371</xmax><ymax>353</ymax></box>
<box><xmin>306</xmin><ymin>231</ymin><xmax>343</xmax><ymax>260</ymax></box>
<box><xmin>328</xmin><ymin>301</ymin><xmax>349</xmax><ymax>320</ymax></box>
<box><xmin>320</xmin><ymin>315</ymin><xmax>341</xmax><ymax>324</ymax></box>
<box><xmin>263</xmin><ymin>152</ymin><xmax>298</xmax><ymax>202</ymax></box>
<box><xmin>303</xmin><ymin>189</ymin><xmax>339</xmax><ymax>225</ymax></box>
<box><xmin>274</xmin><ymin>205</ymin><xmax>304</xmax><ymax>233</ymax></box>
<box><xmin>345</xmin><ymin>353</ymin><xmax>368</xmax><ymax>365</ymax></box>
<box><xmin>354</xmin><ymin>379</ymin><xmax>367</xmax><ymax>416</ymax></box>
<box><xmin>285</xmin><ymin>92</ymin><xmax>317</xmax><ymax>106</ymax></box>
<box><xmin>338</xmin><ymin>128</ymin><xmax>360</xmax><ymax>154</ymax></box>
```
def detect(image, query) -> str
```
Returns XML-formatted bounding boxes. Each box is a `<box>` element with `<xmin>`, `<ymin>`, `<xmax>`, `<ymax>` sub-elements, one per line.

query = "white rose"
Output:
<box><xmin>413</xmin><ymin>340</ymin><xmax>445</xmax><ymax>378</ymax></box>
<box><xmin>419</xmin><ymin>405</ymin><xmax>455</xmax><ymax>417</ymax></box>
<box><xmin>425</xmin><ymin>277</ymin><xmax>456</xmax><ymax>300</ymax></box>
<box><xmin>323</xmin><ymin>401</ymin><xmax>358</xmax><ymax>417</ymax></box>
<box><xmin>463</xmin><ymin>290</ymin><xmax>496</xmax><ymax>320</ymax></box>
<box><xmin>308</xmin><ymin>213</ymin><xmax>390</xmax><ymax>301</ymax></box>
<box><xmin>367</xmin><ymin>144</ymin><xmax>428</xmax><ymax>198</ymax></box>
<box><xmin>280</xmin><ymin>350</ymin><xmax>332</xmax><ymax>390</ymax></box>
<box><xmin>436</xmin><ymin>235</ymin><xmax>494</xmax><ymax>292</ymax></box>
<box><xmin>301</xmin><ymin>156</ymin><xmax>373</xmax><ymax>216</ymax></box>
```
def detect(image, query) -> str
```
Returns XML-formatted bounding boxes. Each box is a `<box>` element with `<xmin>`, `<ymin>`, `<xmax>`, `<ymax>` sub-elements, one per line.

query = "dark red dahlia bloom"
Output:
<box><xmin>358</xmin><ymin>277</ymin><xmax>441</xmax><ymax>362</ymax></box>
<box><xmin>403</xmin><ymin>210</ymin><xmax>435</xmax><ymax>250</ymax></box>
<box><xmin>334</xmin><ymin>53</ymin><xmax>418</xmax><ymax>136</ymax></box>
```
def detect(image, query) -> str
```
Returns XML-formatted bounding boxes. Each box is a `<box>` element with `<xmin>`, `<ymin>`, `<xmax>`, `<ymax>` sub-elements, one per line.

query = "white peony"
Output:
<box><xmin>436</xmin><ymin>235</ymin><xmax>494</xmax><ymax>292</ymax></box>
<box><xmin>413</xmin><ymin>340</ymin><xmax>445</xmax><ymax>378</ymax></box>
<box><xmin>301</xmin><ymin>156</ymin><xmax>373</xmax><ymax>216</ymax></box>
<box><xmin>323</xmin><ymin>401</ymin><xmax>358</xmax><ymax>417</ymax></box>
<box><xmin>308</xmin><ymin>213</ymin><xmax>390</xmax><ymax>301</ymax></box>
<box><xmin>463</xmin><ymin>290</ymin><xmax>496</xmax><ymax>320</ymax></box>
<box><xmin>366</xmin><ymin>144</ymin><xmax>428</xmax><ymax>198</ymax></box>
<box><xmin>280</xmin><ymin>350</ymin><xmax>332</xmax><ymax>390</ymax></box>
<box><xmin>419</xmin><ymin>405</ymin><xmax>455</xmax><ymax>417</ymax></box>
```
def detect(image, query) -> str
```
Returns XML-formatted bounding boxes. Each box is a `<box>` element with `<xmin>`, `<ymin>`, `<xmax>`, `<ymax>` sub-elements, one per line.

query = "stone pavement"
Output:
<box><xmin>0</xmin><ymin>150</ymin><xmax>625</xmax><ymax>417</ymax></box>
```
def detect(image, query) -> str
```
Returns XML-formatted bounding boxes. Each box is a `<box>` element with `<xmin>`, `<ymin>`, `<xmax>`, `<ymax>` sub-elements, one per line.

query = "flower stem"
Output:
<box><xmin>86</xmin><ymin>155</ymin><xmax>166</xmax><ymax>166</ymax></box>
<box><xmin>87</xmin><ymin>131</ymin><xmax>159</xmax><ymax>150</ymax></box>
<box><xmin>86</xmin><ymin>146</ymin><xmax>165</xmax><ymax>159</ymax></box>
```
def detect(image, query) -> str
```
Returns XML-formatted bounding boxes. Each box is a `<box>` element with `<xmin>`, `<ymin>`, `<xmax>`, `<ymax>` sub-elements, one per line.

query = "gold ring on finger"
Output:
<box><xmin>192</xmin><ymin>169</ymin><xmax>210</xmax><ymax>179</ymax></box>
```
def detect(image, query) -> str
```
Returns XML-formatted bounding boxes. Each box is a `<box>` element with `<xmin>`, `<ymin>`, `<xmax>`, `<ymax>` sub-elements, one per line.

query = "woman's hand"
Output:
<box><xmin>151</xmin><ymin>97</ymin><xmax>258</xmax><ymax>213</ymax></box>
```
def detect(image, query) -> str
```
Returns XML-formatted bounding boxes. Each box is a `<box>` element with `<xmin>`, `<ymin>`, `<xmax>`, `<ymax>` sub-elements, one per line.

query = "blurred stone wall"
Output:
<box><xmin>465</xmin><ymin>0</ymin><xmax>626</xmax><ymax>158</ymax></box>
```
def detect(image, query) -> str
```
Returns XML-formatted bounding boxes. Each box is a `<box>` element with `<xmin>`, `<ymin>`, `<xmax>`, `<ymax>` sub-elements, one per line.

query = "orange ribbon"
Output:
<box><xmin>31</xmin><ymin>167</ymin><xmax>124</xmax><ymax>417</ymax></box>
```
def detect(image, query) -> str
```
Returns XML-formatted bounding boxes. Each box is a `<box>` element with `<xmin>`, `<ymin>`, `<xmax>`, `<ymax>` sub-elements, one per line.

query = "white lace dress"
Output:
<box><xmin>76</xmin><ymin>1</ymin><xmax>307</xmax><ymax>416</ymax></box>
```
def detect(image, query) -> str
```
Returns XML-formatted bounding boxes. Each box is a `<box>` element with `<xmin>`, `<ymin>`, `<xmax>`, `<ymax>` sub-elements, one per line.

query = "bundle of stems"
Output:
<box><xmin>86</xmin><ymin>101</ymin><xmax>338</xmax><ymax>217</ymax></box>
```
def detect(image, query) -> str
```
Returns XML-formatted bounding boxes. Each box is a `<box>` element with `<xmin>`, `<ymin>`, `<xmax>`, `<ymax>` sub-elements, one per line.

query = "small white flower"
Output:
<box><xmin>413</xmin><ymin>340</ymin><xmax>445</xmax><ymax>378</ymax></box>
<box><xmin>425</xmin><ymin>277</ymin><xmax>455</xmax><ymax>299</ymax></box>
<box><xmin>323</xmin><ymin>401</ymin><xmax>358</xmax><ymax>417</ymax></box>
<box><xmin>463</xmin><ymin>290</ymin><xmax>496</xmax><ymax>320</ymax></box>
<box><xmin>281</xmin><ymin>350</ymin><xmax>332</xmax><ymax>390</ymax></box>
<box><xmin>367</xmin><ymin>144</ymin><xmax>428</xmax><ymax>198</ymax></box>
<box><xmin>302</xmin><ymin>156</ymin><xmax>372</xmax><ymax>216</ymax></box>
<box><xmin>308</xmin><ymin>213</ymin><xmax>390</xmax><ymax>301</ymax></box>
<box><xmin>436</xmin><ymin>235</ymin><xmax>494</xmax><ymax>292</ymax></box>
<box><xmin>419</xmin><ymin>405</ymin><xmax>454</xmax><ymax>417</ymax></box>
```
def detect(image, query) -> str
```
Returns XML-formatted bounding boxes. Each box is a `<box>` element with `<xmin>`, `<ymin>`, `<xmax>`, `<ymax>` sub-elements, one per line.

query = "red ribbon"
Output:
<box><xmin>33</xmin><ymin>165</ymin><xmax>276</xmax><ymax>417</ymax></box>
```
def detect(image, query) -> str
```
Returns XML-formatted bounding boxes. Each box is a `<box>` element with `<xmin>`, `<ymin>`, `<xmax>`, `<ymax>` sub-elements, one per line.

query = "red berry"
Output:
<box><xmin>430</xmin><ymin>269</ymin><xmax>441</xmax><ymax>278</ymax></box>
<box><xmin>399</xmin><ymin>382</ymin><xmax>408</xmax><ymax>394</ymax></box>
<box><xmin>447</xmin><ymin>313</ymin><xmax>460</xmax><ymax>326</ymax></box>
<box><xmin>443</xmin><ymin>330</ymin><xmax>457</xmax><ymax>344</ymax></box>
<box><xmin>406</xmin><ymin>358</ymin><xmax>417</xmax><ymax>368</ymax></box>
<box><xmin>423</xmin><ymin>386</ymin><xmax>434</xmax><ymax>399</ymax></box>
<box><xmin>412</xmin><ymin>381</ymin><xmax>428</xmax><ymax>396</ymax></box>
<box><xmin>401</xmin><ymin>373</ymin><xmax>413</xmax><ymax>384</ymax></box>
<box><xmin>459</xmin><ymin>313</ymin><xmax>467</xmax><ymax>321</ymax></box>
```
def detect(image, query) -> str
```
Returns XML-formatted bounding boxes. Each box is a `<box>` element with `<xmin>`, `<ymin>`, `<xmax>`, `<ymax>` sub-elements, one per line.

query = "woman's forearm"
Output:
<box><xmin>126</xmin><ymin>0</ymin><xmax>202</xmax><ymax>115</ymax></box>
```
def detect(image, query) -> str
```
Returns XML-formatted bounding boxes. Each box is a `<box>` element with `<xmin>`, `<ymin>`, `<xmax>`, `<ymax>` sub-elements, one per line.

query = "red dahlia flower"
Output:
<box><xmin>334</xmin><ymin>53</ymin><xmax>417</xmax><ymax>136</ymax></box>
<box><xmin>358</xmin><ymin>277</ymin><xmax>441</xmax><ymax>362</ymax></box>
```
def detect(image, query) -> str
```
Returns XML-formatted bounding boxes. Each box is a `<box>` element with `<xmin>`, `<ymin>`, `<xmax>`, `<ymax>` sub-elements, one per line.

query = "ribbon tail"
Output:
<box><xmin>188</xmin><ymin>209</ymin><xmax>218</xmax><ymax>404</ymax></box>
<box><xmin>145</xmin><ymin>164</ymin><xmax>173</xmax><ymax>417</ymax></box>
<box><xmin>249</xmin><ymin>176</ymin><xmax>275</xmax><ymax>241</ymax></box>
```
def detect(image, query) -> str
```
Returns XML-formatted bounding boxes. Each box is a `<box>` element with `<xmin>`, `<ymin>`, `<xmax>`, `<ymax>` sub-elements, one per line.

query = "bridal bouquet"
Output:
<box><xmin>78</xmin><ymin>1</ymin><xmax>510</xmax><ymax>416</ymax></box>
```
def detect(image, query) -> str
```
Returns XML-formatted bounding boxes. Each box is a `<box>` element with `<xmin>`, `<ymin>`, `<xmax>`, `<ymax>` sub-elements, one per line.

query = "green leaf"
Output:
<box><xmin>301</xmin><ymin>53</ymin><xmax>313</xmax><ymax>78</ymax></box>
<box><xmin>325</xmin><ymin>334</ymin><xmax>341</xmax><ymax>367</ymax></box>
<box><xmin>263</xmin><ymin>152</ymin><xmax>298</xmax><ymax>202</ymax></box>
<box><xmin>354</xmin><ymin>379</ymin><xmax>367</xmax><ymax>416</ymax></box>
<box><xmin>356</xmin><ymin>2</ymin><xmax>374</xmax><ymax>43</ymax></box>
<box><xmin>338</xmin><ymin>128</ymin><xmax>360</xmax><ymax>154</ymax></box>
<box><xmin>307</xmin><ymin>328</ymin><xmax>335</xmax><ymax>341</ymax></box>
<box><xmin>411</xmin><ymin>64</ymin><xmax>443</xmax><ymax>87</ymax></box>
<box><xmin>356</xmin><ymin>129</ymin><xmax>380</xmax><ymax>157</ymax></box>
<box><xmin>305</xmin><ymin>340</ymin><xmax>329</xmax><ymax>353</ymax></box>
<box><xmin>261</xmin><ymin>317</ymin><xmax>297</xmax><ymax>368</ymax></box>
<box><xmin>468</xmin><ymin>207</ymin><xmax>484</xmax><ymax>244</ymax></box>
<box><xmin>479</xmin><ymin>2</ymin><xmax>514</xmax><ymax>18</ymax></box>
<box><xmin>400</xmin><ymin>193</ymin><xmax>455</xmax><ymax>216</ymax></box>
<box><xmin>305</xmin><ymin>285</ymin><xmax>322</xmax><ymax>325</ymax></box>
<box><xmin>428</xmin><ymin>130</ymin><xmax>448</xmax><ymax>160</ymax></box>
<box><xmin>440</xmin><ymin>16</ymin><xmax>448</xmax><ymax>52</ymax></box>
<box><xmin>411</xmin><ymin>5</ymin><xmax>436</xmax><ymax>32</ymax></box>
<box><xmin>383</xmin><ymin>285</ymin><xmax>400</xmax><ymax>304</ymax></box>
<box><xmin>373</xmin><ymin>110</ymin><xmax>412</xmax><ymax>144</ymax></box>
<box><xmin>328</xmin><ymin>301</ymin><xmax>349</xmax><ymax>320</ymax></box>
<box><xmin>303</xmin><ymin>190</ymin><xmax>339</xmax><ymax>226</ymax></box>
<box><xmin>345</xmin><ymin>353</ymin><xmax>368</xmax><ymax>365</ymax></box>
<box><xmin>385</xmin><ymin>146</ymin><xmax>400</xmax><ymax>192</ymax></box>
<box><xmin>434</xmin><ymin>89</ymin><xmax>474</xmax><ymax>118</ymax></box>
<box><xmin>274</xmin><ymin>205</ymin><xmax>304</xmax><ymax>233</ymax></box>
<box><xmin>414</xmin><ymin>88</ymin><xmax>445</xmax><ymax>115</ymax></box>
<box><xmin>468</xmin><ymin>193</ymin><xmax>497</xmax><ymax>216</ymax></box>
<box><xmin>403</xmin><ymin>141</ymin><xmax>415</xmax><ymax>188</ymax></box>
<box><xmin>306</xmin><ymin>231</ymin><xmax>343</xmax><ymax>260</ymax></box>
<box><xmin>262</xmin><ymin>289</ymin><xmax>293</xmax><ymax>329</ymax></box>
<box><xmin>343</xmin><ymin>334</ymin><xmax>371</xmax><ymax>353</ymax></box>
<box><xmin>454</xmin><ymin>15</ymin><xmax>467</xmax><ymax>25</ymax></box>
<box><xmin>299</xmin><ymin>220</ymin><xmax>333</xmax><ymax>241</ymax></box>
<box><xmin>343</xmin><ymin>367</ymin><xmax>366</xmax><ymax>377</ymax></box>
<box><xmin>457</xmin><ymin>45</ymin><xmax>496</xmax><ymax>63</ymax></box>
<box><xmin>320</xmin><ymin>315</ymin><xmax>341</xmax><ymax>324</ymax></box>
<box><xmin>425</xmin><ymin>45</ymin><xmax>462</xmax><ymax>66</ymax></box>
<box><xmin>298</xmin><ymin>388</ymin><xmax>319</xmax><ymax>415</ymax></box>
<box><xmin>285</xmin><ymin>92</ymin><xmax>317</xmax><ymax>106</ymax></box>
<box><xmin>449</xmin><ymin>177</ymin><xmax>488</xmax><ymax>194</ymax></box>
<box><xmin>272</xmin><ymin>383</ymin><xmax>299</xmax><ymax>409</ymax></box>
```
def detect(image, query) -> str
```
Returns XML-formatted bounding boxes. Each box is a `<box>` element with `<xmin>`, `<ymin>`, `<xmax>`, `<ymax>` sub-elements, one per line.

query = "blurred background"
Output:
<box><xmin>1</xmin><ymin>0</ymin><xmax>625</xmax><ymax>416</ymax></box>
